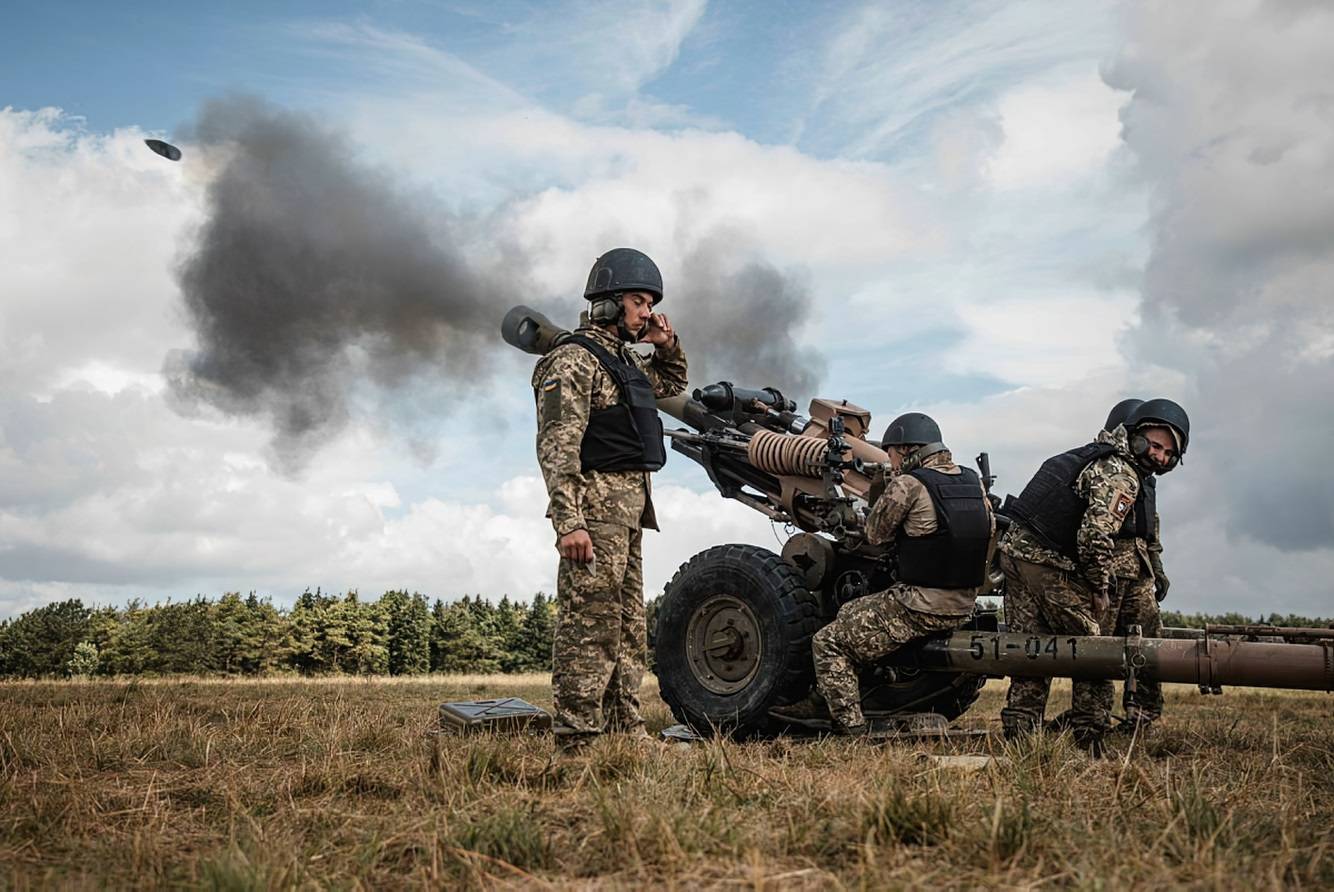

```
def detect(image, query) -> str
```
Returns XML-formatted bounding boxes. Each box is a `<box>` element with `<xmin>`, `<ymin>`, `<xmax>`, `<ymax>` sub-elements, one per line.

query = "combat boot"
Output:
<box><xmin>768</xmin><ymin>691</ymin><xmax>833</xmax><ymax>730</ymax></box>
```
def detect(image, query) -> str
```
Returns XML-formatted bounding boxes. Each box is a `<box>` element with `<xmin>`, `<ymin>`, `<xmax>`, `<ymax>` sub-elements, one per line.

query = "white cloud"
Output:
<box><xmin>985</xmin><ymin>69</ymin><xmax>1126</xmax><ymax>189</ymax></box>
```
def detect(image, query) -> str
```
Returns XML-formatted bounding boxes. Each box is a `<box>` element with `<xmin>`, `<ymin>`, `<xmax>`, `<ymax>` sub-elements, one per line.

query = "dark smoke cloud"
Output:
<box><xmin>1107</xmin><ymin>1</ymin><xmax>1334</xmax><ymax>551</ymax></box>
<box><xmin>166</xmin><ymin>96</ymin><xmax>824</xmax><ymax>468</ymax></box>
<box><xmin>670</xmin><ymin>240</ymin><xmax>825</xmax><ymax>399</ymax></box>
<box><xmin>166</xmin><ymin>96</ymin><xmax>520</xmax><ymax>469</ymax></box>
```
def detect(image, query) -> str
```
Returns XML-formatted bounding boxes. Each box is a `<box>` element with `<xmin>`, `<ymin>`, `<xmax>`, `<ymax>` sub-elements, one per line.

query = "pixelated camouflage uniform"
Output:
<box><xmin>531</xmin><ymin>323</ymin><xmax>687</xmax><ymax>748</ymax></box>
<box><xmin>1098</xmin><ymin>428</ymin><xmax>1167</xmax><ymax>725</ymax></box>
<box><xmin>999</xmin><ymin>425</ymin><xmax>1143</xmax><ymax>740</ymax></box>
<box><xmin>812</xmin><ymin>450</ymin><xmax>994</xmax><ymax>731</ymax></box>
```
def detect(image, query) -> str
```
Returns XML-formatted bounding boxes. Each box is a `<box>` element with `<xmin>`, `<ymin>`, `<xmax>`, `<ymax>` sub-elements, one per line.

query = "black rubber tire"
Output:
<box><xmin>655</xmin><ymin>544</ymin><xmax>821</xmax><ymax>738</ymax></box>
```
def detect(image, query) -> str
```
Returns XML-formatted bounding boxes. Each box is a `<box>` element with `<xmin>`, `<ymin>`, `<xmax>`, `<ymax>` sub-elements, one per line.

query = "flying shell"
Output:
<box><xmin>144</xmin><ymin>138</ymin><xmax>182</xmax><ymax>162</ymax></box>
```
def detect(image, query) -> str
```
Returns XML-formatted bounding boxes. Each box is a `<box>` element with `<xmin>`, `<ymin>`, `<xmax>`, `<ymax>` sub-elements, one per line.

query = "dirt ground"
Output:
<box><xmin>2</xmin><ymin>674</ymin><xmax>1330</xmax><ymax>888</ymax></box>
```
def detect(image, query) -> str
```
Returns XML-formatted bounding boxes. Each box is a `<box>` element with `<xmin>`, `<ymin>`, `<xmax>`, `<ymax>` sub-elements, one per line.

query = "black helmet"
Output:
<box><xmin>1104</xmin><ymin>398</ymin><xmax>1144</xmax><ymax>433</ymax></box>
<box><xmin>1126</xmin><ymin>398</ymin><xmax>1190</xmax><ymax>472</ymax></box>
<box><xmin>882</xmin><ymin>412</ymin><xmax>941</xmax><ymax>447</ymax></box>
<box><xmin>584</xmin><ymin>248</ymin><xmax>663</xmax><ymax>303</ymax></box>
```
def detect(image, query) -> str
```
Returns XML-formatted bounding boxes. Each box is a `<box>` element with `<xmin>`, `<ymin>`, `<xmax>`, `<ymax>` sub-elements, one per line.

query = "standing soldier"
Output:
<box><xmin>530</xmin><ymin>248</ymin><xmax>688</xmax><ymax>755</ymax></box>
<box><xmin>772</xmin><ymin>413</ymin><xmax>994</xmax><ymax>735</ymax></box>
<box><xmin>1048</xmin><ymin>398</ymin><xmax>1178</xmax><ymax>736</ymax></box>
<box><xmin>999</xmin><ymin>399</ymin><xmax>1188</xmax><ymax>753</ymax></box>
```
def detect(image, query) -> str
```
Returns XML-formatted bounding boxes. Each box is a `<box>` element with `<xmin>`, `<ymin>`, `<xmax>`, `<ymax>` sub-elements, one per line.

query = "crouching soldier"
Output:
<box><xmin>772</xmin><ymin>413</ymin><xmax>994</xmax><ymax>735</ymax></box>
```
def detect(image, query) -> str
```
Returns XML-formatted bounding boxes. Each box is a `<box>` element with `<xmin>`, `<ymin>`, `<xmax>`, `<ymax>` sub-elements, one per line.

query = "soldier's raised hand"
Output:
<box><xmin>640</xmin><ymin>312</ymin><xmax>675</xmax><ymax>346</ymax></box>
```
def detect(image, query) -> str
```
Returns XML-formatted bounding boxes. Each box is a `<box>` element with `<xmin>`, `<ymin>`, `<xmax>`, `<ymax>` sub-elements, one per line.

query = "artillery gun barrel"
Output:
<box><xmin>907</xmin><ymin>630</ymin><xmax>1334</xmax><ymax>692</ymax></box>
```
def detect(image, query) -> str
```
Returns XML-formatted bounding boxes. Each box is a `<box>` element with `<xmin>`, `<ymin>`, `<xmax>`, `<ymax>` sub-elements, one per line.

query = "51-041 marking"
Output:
<box><xmin>967</xmin><ymin>634</ymin><xmax>1080</xmax><ymax>661</ymax></box>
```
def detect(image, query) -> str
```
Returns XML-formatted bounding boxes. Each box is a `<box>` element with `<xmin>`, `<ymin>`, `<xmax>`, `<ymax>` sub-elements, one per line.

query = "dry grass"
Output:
<box><xmin>1</xmin><ymin>675</ymin><xmax>1331</xmax><ymax>889</ymax></box>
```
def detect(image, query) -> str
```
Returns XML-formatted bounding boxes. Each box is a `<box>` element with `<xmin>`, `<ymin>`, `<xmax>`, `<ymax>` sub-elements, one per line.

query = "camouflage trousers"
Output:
<box><xmin>552</xmin><ymin>520</ymin><xmax>647</xmax><ymax>749</ymax></box>
<box><xmin>813</xmin><ymin>587</ymin><xmax>971</xmax><ymax>731</ymax></box>
<box><xmin>998</xmin><ymin>553</ymin><xmax>1108</xmax><ymax>738</ymax></box>
<box><xmin>1103</xmin><ymin>571</ymin><xmax>1164</xmax><ymax>723</ymax></box>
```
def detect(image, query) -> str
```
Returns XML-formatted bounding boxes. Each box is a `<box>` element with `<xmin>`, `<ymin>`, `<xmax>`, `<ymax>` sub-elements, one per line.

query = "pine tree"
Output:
<box><xmin>0</xmin><ymin>599</ymin><xmax>91</xmax><ymax>677</ymax></box>
<box><xmin>512</xmin><ymin>592</ymin><xmax>556</xmax><ymax>672</ymax></box>
<box><xmin>431</xmin><ymin>600</ymin><xmax>501</xmax><ymax>673</ymax></box>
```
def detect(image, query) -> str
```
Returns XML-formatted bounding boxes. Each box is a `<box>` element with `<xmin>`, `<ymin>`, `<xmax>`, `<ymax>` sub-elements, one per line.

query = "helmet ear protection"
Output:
<box><xmin>901</xmin><ymin>442</ymin><xmax>947</xmax><ymax>472</ymax></box>
<box><xmin>588</xmin><ymin>294</ymin><xmax>623</xmax><ymax>325</ymax></box>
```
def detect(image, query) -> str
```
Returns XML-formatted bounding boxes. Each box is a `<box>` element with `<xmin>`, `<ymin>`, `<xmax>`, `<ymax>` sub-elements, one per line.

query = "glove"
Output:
<box><xmin>1154</xmin><ymin>573</ymin><xmax>1170</xmax><ymax>602</ymax></box>
<box><xmin>868</xmin><ymin>467</ymin><xmax>889</xmax><ymax>505</ymax></box>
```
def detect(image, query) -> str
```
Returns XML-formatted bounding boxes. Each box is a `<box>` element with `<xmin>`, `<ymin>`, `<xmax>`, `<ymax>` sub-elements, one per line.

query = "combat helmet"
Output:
<box><xmin>583</xmin><ymin>248</ymin><xmax>662</xmax><ymax>337</ymax></box>
<box><xmin>1104</xmin><ymin>398</ymin><xmax>1144</xmax><ymax>433</ymax></box>
<box><xmin>882</xmin><ymin>412</ymin><xmax>946</xmax><ymax>471</ymax></box>
<box><xmin>1125</xmin><ymin>398</ymin><xmax>1190</xmax><ymax>473</ymax></box>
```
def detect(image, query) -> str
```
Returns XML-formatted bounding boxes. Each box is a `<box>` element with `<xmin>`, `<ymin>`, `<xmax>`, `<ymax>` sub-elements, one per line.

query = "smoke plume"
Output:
<box><xmin>166</xmin><ymin>96</ymin><xmax>518</xmax><ymax>469</ymax></box>
<box><xmin>166</xmin><ymin>96</ymin><xmax>825</xmax><ymax>469</ymax></box>
<box><xmin>670</xmin><ymin>239</ymin><xmax>825</xmax><ymax>399</ymax></box>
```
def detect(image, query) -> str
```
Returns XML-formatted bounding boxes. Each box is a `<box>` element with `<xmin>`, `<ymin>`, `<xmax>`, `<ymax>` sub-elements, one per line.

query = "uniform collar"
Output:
<box><xmin>1095</xmin><ymin>425</ymin><xmax>1137</xmax><ymax>464</ymax></box>
<box><xmin>575</xmin><ymin>324</ymin><xmax>628</xmax><ymax>352</ymax></box>
<box><xmin>919</xmin><ymin>449</ymin><xmax>957</xmax><ymax>471</ymax></box>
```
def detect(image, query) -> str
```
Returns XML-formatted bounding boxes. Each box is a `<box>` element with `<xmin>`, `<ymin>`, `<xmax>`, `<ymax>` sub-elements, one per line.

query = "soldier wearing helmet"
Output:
<box><xmin>772</xmin><ymin>412</ymin><xmax>994</xmax><ymax>735</ymax></box>
<box><xmin>1048</xmin><ymin>398</ymin><xmax>1181</xmax><ymax>737</ymax></box>
<box><xmin>530</xmin><ymin>248</ymin><xmax>688</xmax><ymax>755</ymax></box>
<box><xmin>999</xmin><ymin>396</ymin><xmax>1190</xmax><ymax>752</ymax></box>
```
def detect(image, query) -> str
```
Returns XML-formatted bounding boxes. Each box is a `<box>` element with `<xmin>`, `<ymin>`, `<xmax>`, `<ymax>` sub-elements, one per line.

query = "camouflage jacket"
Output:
<box><xmin>1000</xmin><ymin>425</ymin><xmax>1142</xmax><ymax>598</ymax></box>
<box><xmin>531</xmin><ymin>324</ymin><xmax>688</xmax><ymax>537</ymax></box>
<box><xmin>1095</xmin><ymin>427</ymin><xmax>1165</xmax><ymax>584</ymax></box>
<box><xmin>865</xmin><ymin>450</ymin><xmax>996</xmax><ymax>616</ymax></box>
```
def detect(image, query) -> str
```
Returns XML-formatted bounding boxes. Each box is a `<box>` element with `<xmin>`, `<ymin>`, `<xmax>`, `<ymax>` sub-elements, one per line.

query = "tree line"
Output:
<box><xmin>0</xmin><ymin>590</ymin><xmax>557</xmax><ymax>679</ymax></box>
<box><xmin>0</xmin><ymin>593</ymin><xmax>1327</xmax><ymax>679</ymax></box>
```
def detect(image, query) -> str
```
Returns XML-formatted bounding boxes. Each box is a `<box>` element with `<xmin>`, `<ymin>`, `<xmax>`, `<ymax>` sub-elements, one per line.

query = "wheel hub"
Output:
<box><xmin>684</xmin><ymin>594</ymin><xmax>762</xmax><ymax>695</ymax></box>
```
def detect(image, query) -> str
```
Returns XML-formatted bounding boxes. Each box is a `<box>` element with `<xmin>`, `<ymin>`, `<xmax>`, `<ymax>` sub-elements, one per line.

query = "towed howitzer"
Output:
<box><xmin>502</xmin><ymin>304</ymin><xmax>1332</xmax><ymax>738</ymax></box>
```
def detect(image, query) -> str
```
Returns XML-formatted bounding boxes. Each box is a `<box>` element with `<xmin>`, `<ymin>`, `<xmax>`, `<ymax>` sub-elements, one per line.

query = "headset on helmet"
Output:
<box><xmin>1125</xmin><ymin>398</ymin><xmax>1190</xmax><ymax>474</ymax></box>
<box><xmin>881</xmin><ymin>412</ymin><xmax>946</xmax><ymax>471</ymax></box>
<box><xmin>584</xmin><ymin>248</ymin><xmax>663</xmax><ymax>336</ymax></box>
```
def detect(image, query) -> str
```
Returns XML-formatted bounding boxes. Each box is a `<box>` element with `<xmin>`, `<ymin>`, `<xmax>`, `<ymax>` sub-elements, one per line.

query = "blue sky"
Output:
<box><xmin>3</xmin><ymin>0</ymin><xmax>1333</xmax><ymax>618</ymax></box>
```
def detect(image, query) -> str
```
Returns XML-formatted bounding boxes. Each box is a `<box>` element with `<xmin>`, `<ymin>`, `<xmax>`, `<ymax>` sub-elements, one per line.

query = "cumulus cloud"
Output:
<box><xmin>1107</xmin><ymin>0</ymin><xmax>1334</xmax><ymax>552</ymax></box>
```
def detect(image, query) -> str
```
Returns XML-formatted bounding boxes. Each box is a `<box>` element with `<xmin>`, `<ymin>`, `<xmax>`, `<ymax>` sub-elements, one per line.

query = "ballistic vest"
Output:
<box><xmin>567</xmin><ymin>335</ymin><xmax>666</xmax><ymax>474</ymax></box>
<box><xmin>895</xmin><ymin>467</ymin><xmax>992</xmax><ymax>589</ymax></box>
<box><xmin>1006</xmin><ymin>443</ymin><xmax>1120</xmax><ymax>560</ymax></box>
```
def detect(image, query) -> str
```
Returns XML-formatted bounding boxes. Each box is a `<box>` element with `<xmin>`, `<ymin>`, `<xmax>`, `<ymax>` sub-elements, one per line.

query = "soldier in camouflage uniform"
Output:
<box><xmin>1000</xmin><ymin>399</ymin><xmax>1188</xmax><ymax>750</ymax></box>
<box><xmin>1047</xmin><ymin>399</ymin><xmax>1169</xmax><ymax>735</ymax></box>
<box><xmin>530</xmin><ymin>248</ymin><xmax>688</xmax><ymax>752</ymax></box>
<box><xmin>772</xmin><ymin>413</ymin><xmax>994</xmax><ymax>735</ymax></box>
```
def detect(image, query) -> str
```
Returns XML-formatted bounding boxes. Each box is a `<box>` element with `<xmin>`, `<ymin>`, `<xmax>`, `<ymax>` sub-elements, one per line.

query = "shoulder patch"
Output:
<box><xmin>1112</xmin><ymin>490</ymin><xmax>1134</xmax><ymax>521</ymax></box>
<box><xmin>540</xmin><ymin>378</ymin><xmax>562</xmax><ymax>421</ymax></box>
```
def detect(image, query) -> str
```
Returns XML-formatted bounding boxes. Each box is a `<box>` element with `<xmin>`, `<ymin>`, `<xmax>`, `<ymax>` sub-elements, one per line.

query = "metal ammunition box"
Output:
<box><xmin>438</xmin><ymin>697</ymin><xmax>552</xmax><ymax>735</ymax></box>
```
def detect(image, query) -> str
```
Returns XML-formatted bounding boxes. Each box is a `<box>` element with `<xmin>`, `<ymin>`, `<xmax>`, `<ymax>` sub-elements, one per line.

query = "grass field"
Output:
<box><xmin>1</xmin><ymin>675</ymin><xmax>1331</xmax><ymax>889</ymax></box>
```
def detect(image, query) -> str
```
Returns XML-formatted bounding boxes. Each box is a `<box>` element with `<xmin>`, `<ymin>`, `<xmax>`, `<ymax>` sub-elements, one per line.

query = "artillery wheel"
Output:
<box><xmin>655</xmin><ymin>544</ymin><xmax>820</xmax><ymax>738</ymax></box>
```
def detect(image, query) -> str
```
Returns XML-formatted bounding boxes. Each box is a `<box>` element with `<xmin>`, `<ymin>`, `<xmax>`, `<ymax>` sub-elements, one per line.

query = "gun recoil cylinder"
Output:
<box><xmin>747</xmin><ymin>428</ymin><xmax>827</xmax><ymax>477</ymax></box>
<box><xmin>694</xmin><ymin>382</ymin><xmax>796</xmax><ymax>414</ymax></box>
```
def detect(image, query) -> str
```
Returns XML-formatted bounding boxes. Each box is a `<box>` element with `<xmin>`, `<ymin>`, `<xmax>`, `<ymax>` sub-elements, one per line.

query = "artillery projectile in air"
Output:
<box><xmin>144</xmin><ymin>138</ymin><xmax>182</xmax><ymax>161</ymax></box>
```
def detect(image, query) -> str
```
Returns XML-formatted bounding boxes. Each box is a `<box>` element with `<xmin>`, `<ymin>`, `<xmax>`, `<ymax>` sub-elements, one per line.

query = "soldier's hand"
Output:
<box><xmin>640</xmin><ymin>312</ymin><xmax>675</xmax><ymax>346</ymax></box>
<box><xmin>1093</xmin><ymin>588</ymin><xmax>1110</xmax><ymax>618</ymax></box>
<box><xmin>1154</xmin><ymin>574</ymin><xmax>1170</xmax><ymax>602</ymax></box>
<box><xmin>558</xmin><ymin>529</ymin><xmax>595</xmax><ymax>564</ymax></box>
